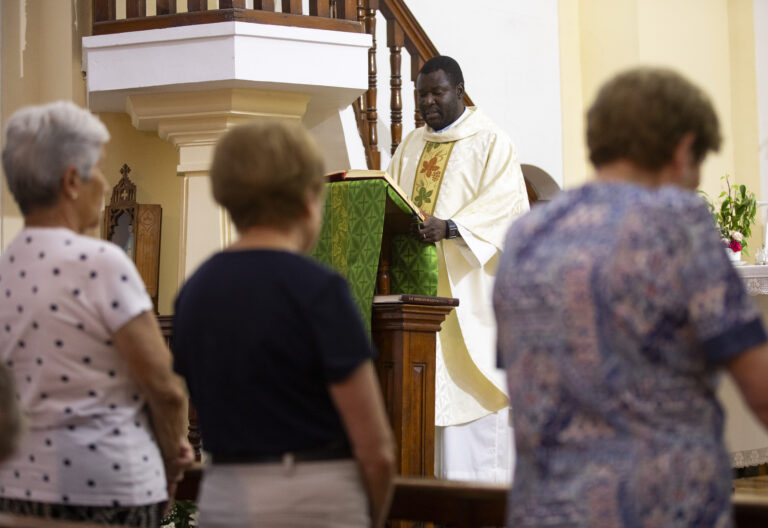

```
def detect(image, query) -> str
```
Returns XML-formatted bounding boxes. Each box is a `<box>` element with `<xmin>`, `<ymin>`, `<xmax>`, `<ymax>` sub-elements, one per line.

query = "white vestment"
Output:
<box><xmin>388</xmin><ymin>107</ymin><xmax>529</xmax><ymax>481</ymax></box>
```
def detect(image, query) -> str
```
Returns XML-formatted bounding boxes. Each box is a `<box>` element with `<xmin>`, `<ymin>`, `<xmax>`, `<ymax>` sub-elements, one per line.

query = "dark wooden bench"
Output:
<box><xmin>6</xmin><ymin>467</ymin><xmax>761</xmax><ymax>527</ymax></box>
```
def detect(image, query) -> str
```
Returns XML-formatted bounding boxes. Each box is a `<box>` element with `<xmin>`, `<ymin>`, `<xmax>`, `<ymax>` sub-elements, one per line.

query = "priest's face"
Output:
<box><xmin>416</xmin><ymin>69</ymin><xmax>465</xmax><ymax>131</ymax></box>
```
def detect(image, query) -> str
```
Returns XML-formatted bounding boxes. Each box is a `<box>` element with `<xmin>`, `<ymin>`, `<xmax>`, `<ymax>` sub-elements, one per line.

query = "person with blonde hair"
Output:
<box><xmin>496</xmin><ymin>67</ymin><xmax>768</xmax><ymax>526</ymax></box>
<box><xmin>172</xmin><ymin>120</ymin><xmax>395</xmax><ymax>527</ymax></box>
<box><xmin>0</xmin><ymin>101</ymin><xmax>193</xmax><ymax>526</ymax></box>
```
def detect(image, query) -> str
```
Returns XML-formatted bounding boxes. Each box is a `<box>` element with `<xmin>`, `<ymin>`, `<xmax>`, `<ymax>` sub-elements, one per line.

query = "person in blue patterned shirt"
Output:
<box><xmin>495</xmin><ymin>67</ymin><xmax>768</xmax><ymax>527</ymax></box>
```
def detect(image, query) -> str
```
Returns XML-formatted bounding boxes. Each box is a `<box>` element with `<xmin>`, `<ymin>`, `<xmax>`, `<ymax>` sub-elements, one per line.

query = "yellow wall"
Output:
<box><xmin>1</xmin><ymin>0</ymin><xmax>88</xmax><ymax>248</ymax></box>
<box><xmin>559</xmin><ymin>0</ymin><xmax>762</xmax><ymax>249</ymax></box>
<box><xmin>727</xmin><ymin>0</ymin><xmax>762</xmax><ymax>247</ymax></box>
<box><xmin>559</xmin><ymin>0</ymin><xmax>761</xmax><ymax>203</ymax></box>
<box><xmin>1</xmin><ymin>0</ymin><xmax>181</xmax><ymax>314</ymax></box>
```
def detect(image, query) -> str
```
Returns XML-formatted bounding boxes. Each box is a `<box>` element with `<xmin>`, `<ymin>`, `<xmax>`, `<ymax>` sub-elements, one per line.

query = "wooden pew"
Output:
<box><xmin>388</xmin><ymin>476</ymin><xmax>506</xmax><ymax>527</ymax></box>
<box><xmin>172</xmin><ymin>466</ymin><xmax>768</xmax><ymax>527</ymax></box>
<box><xmin>733</xmin><ymin>476</ymin><xmax>768</xmax><ymax>527</ymax></box>
<box><xmin>0</xmin><ymin>514</ymin><xmax>115</xmax><ymax>528</ymax></box>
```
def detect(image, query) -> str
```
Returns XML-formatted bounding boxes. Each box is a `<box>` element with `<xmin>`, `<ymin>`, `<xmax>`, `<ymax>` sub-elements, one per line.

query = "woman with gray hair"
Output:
<box><xmin>0</xmin><ymin>101</ymin><xmax>193</xmax><ymax>526</ymax></box>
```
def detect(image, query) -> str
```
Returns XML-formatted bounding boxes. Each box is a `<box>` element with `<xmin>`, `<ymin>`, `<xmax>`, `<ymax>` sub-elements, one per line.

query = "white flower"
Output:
<box><xmin>731</xmin><ymin>230</ymin><xmax>744</xmax><ymax>242</ymax></box>
<box><xmin>161</xmin><ymin>524</ymin><xmax>175</xmax><ymax>528</ymax></box>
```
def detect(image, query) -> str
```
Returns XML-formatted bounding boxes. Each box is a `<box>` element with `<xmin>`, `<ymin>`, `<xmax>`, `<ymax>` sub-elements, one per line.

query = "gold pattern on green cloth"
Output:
<box><xmin>311</xmin><ymin>180</ymin><xmax>386</xmax><ymax>334</ymax></box>
<box><xmin>330</xmin><ymin>183</ymin><xmax>350</xmax><ymax>276</ymax></box>
<box><xmin>412</xmin><ymin>141</ymin><xmax>456</xmax><ymax>215</ymax></box>
<box><xmin>311</xmin><ymin>179</ymin><xmax>440</xmax><ymax>334</ymax></box>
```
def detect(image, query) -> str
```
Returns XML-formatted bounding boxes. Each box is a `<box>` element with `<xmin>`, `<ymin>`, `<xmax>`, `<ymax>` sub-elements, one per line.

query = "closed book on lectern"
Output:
<box><xmin>325</xmin><ymin>170</ymin><xmax>426</xmax><ymax>221</ymax></box>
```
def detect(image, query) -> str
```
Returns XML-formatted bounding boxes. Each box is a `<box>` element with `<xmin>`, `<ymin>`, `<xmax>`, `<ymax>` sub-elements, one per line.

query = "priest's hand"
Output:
<box><xmin>416</xmin><ymin>215</ymin><xmax>447</xmax><ymax>243</ymax></box>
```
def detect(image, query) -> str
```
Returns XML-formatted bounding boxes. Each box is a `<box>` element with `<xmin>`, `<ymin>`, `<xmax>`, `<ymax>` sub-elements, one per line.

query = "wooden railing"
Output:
<box><xmin>352</xmin><ymin>0</ymin><xmax>474</xmax><ymax>170</ymax></box>
<box><xmin>92</xmin><ymin>1</ymin><xmax>363</xmax><ymax>35</ymax></box>
<box><xmin>91</xmin><ymin>0</ymin><xmax>472</xmax><ymax>172</ymax></box>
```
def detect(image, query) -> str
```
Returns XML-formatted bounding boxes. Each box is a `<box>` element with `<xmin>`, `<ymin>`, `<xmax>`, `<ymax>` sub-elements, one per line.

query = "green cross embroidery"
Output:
<box><xmin>414</xmin><ymin>186</ymin><xmax>433</xmax><ymax>208</ymax></box>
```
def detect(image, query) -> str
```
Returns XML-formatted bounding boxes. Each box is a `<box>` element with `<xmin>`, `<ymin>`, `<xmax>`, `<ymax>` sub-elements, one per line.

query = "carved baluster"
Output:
<box><xmin>337</xmin><ymin>0</ymin><xmax>359</xmax><ymax>20</ymax></box>
<box><xmin>412</xmin><ymin>56</ymin><xmax>425</xmax><ymax>128</ymax></box>
<box><xmin>126</xmin><ymin>0</ymin><xmax>146</xmax><ymax>18</ymax></box>
<box><xmin>389</xmin><ymin>23</ymin><xmax>404</xmax><ymax>155</ymax></box>
<box><xmin>309</xmin><ymin>0</ymin><xmax>331</xmax><ymax>17</ymax></box>
<box><xmin>282</xmin><ymin>0</ymin><xmax>302</xmax><ymax>14</ymax></box>
<box><xmin>353</xmin><ymin>0</ymin><xmax>369</xmax><ymax>164</ymax></box>
<box><xmin>93</xmin><ymin>0</ymin><xmax>116</xmax><ymax>22</ymax></box>
<box><xmin>354</xmin><ymin>0</ymin><xmax>368</xmax><ymax>131</ymax></box>
<box><xmin>186</xmin><ymin>0</ymin><xmax>202</xmax><ymax>10</ymax></box>
<box><xmin>252</xmin><ymin>0</ymin><xmax>275</xmax><ymax>9</ymax></box>
<box><xmin>365</xmin><ymin>1</ymin><xmax>380</xmax><ymax>169</ymax></box>
<box><xmin>357</xmin><ymin>0</ymin><xmax>366</xmax><ymax>20</ymax></box>
<box><xmin>221</xmin><ymin>0</ymin><xmax>248</xmax><ymax>7</ymax></box>
<box><xmin>156</xmin><ymin>0</ymin><xmax>176</xmax><ymax>15</ymax></box>
<box><xmin>187</xmin><ymin>0</ymin><xmax>208</xmax><ymax>10</ymax></box>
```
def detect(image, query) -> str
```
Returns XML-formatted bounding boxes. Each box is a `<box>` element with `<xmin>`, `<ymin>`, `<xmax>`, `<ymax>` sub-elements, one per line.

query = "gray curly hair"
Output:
<box><xmin>2</xmin><ymin>101</ymin><xmax>109</xmax><ymax>215</ymax></box>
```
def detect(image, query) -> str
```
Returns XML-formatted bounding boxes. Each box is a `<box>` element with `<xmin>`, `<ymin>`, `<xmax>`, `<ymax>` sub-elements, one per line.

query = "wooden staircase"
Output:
<box><xmin>91</xmin><ymin>0</ymin><xmax>473</xmax><ymax>172</ymax></box>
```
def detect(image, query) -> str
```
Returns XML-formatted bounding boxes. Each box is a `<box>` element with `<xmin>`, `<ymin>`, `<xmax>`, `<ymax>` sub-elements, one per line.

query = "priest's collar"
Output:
<box><xmin>432</xmin><ymin>107</ymin><xmax>469</xmax><ymax>134</ymax></box>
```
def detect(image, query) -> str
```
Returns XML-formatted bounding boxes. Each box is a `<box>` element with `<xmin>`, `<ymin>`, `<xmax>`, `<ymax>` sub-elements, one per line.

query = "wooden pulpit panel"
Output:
<box><xmin>134</xmin><ymin>204</ymin><xmax>162</xmax><ymax>305</ymax></box>
<box><xmin>102</xmin><ymin>164</ymin><xmax>162</xmax><ymax>312</ymax></box>
<box><xmin>372</xmin><ymin>300</ymin><xmax>455</xmax><ymax>478</ymax></box>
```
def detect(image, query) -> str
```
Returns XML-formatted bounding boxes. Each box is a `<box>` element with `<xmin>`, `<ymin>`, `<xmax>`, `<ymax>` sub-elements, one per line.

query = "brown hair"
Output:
<box><xmin>210</xmin><ymin>120</ymin><xmax>325</xmax><ymax>230</ymax></box>
<box><xmin>586</xmin><ymin>67</ymin><xmax>721</xmax><ymax>171</ymax></box>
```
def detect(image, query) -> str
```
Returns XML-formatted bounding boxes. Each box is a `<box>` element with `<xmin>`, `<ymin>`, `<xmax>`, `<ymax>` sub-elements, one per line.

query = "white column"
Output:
<box><xmin>126</xmin><ymin>88</ymin><xmax>309</xmax><ymax>280</ymax></box>
<box><xmin>176</xmin><ymin>144</ymin><xmax>233</xmax><ymax>284</ymax></box>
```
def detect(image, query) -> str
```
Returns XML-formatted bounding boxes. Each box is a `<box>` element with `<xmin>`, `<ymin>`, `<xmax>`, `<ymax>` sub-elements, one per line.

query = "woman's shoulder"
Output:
<box><xmin>187</xmin><ymin>250</ymin><xmax>340</xmax><ymax>291</ymax></box>
<box><xmin>635</xmin><ymin>186</ymin><xmax>713</xmax><ymax>227</ymax></box>
<box><xmin>3</xmin><ymin>228</ymin><xmax>132</xmax><ymax>268</ymax></box>
<box><xmin>72</xmin><ymin>234</ymin><xmax>136</xmax><ymax>269</ymax></box>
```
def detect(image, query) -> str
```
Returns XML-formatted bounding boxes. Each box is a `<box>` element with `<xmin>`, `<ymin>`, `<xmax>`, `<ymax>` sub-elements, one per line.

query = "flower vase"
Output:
<box><xmin>727</xmin><ymin>248</ymin><xmax>742</xmax><ymax>264</ymax></box>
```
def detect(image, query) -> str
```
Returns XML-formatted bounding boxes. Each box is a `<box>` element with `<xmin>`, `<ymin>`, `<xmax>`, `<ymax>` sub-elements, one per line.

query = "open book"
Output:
<box><xmin>326</xmin><ymin>170</ymin><xmax>426</xmax><ymax>221</ymax></box>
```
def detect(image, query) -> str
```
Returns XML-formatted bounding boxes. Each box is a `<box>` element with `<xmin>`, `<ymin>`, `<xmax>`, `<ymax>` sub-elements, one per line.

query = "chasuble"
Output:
<box><xmin>388</xmin><ymin>106</ymin><xmax>529</xmax><ymax>426</ymax></box>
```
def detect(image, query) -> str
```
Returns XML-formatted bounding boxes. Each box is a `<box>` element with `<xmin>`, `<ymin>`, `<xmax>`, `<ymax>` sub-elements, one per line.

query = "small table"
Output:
<box><xmin>737</xmin><ymin>264</ymin><xmax>768</xmax><ymax>295</ymax></box>
<box><xmin>721</xmin><ymin>265</ymin><xmax>768</xmax><ymax>468</ymax></box>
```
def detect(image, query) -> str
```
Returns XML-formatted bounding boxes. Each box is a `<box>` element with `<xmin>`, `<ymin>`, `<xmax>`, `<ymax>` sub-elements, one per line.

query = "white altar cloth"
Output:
<box><xmin>722</xmin><ymin>265</ymin><xmax>768</xmax><ymax>467</ymax></box>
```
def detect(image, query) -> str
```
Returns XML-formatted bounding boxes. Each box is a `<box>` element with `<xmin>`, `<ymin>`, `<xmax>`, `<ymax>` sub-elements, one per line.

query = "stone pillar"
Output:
<box><xmin>126</xmin><ymin>88</ymin><xmax>310</xmax><ymax>280</ymax></box>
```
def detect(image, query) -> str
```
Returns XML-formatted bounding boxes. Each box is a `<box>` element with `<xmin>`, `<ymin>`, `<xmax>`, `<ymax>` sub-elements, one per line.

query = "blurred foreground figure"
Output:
<box><xmin>173</xmin><ymin>121</ymin><xmax>395</xmax><ymax>528</ymax></box>
<box><xmin>496</xmin><ymin>67</ymin><xmax>768</xmax><ymax>527</ymax></box>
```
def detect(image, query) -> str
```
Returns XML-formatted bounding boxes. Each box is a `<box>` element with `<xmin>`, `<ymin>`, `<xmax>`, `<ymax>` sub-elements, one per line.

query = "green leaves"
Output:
<box><xmin>700</xmin><ymin>174</ymin><xmax>757</xmax><ymax>250</ymax></box>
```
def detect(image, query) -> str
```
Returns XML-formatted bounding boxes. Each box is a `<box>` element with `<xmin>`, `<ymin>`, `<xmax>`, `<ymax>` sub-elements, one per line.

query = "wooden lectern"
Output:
<box><xmin>161</xmin><ymin>174</ymin><xmax>457</xmax><ymax>483</ymax></box>
<box><xmin>368</xmin><ymin>177</ymin><xmax>457</xmax><ymax>480</ymax></box>
<box><xmin>372</xmin><ymin>296</ymin><xmax>455</xmax><ymax>478</ymax></box>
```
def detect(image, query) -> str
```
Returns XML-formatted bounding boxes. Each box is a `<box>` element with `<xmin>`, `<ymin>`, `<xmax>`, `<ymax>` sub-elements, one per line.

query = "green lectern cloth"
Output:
<box><xmin>310</xmin><ymin>180</ymin><xmax>438</xmax><ymax>333</ymax></box>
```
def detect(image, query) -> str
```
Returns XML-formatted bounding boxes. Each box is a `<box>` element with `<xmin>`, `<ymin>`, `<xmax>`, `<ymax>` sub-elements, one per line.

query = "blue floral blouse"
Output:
<box><xmin>494</xmin><ymin>182</ymin><xmax>767</xmax><ymax>527</ymax></box>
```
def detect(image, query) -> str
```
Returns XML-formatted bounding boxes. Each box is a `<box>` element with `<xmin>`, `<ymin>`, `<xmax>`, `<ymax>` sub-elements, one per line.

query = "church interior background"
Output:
<box><xmin>1</xmin><ymin>0</ymin><xmax>768</xmax><ymax>511</ymax></box>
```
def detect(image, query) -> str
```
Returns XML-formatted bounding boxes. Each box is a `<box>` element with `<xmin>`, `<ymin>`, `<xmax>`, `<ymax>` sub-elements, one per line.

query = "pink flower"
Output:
<box><xmin>729</xmin><ymin>240</ymin><xmax>742</xmax><ymax>252</ymax></box>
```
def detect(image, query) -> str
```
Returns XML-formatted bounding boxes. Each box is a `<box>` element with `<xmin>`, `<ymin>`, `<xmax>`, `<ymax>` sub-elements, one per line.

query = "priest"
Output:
<box><xmin>387</xmin><ymin>55</ymin><xmax>529</xmax><ymax>482</ymax></box>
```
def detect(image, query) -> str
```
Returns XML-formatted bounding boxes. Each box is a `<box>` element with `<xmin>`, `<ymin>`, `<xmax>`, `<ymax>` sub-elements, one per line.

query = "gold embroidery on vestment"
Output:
<box><xmin>411</xmin><ymin>141</ymin><xmax>456</xmax><ymax>216</ymax></box>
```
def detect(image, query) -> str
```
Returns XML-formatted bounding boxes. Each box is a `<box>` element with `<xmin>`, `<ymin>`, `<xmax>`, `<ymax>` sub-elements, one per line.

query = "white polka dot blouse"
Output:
<box><xmin>0</xmin><ymin>228</ymin><xmax>166</xmax><ymax>506</ymax></box>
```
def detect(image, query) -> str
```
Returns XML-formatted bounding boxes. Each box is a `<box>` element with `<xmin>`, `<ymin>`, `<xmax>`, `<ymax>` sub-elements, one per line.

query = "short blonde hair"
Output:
<box><xmin>210</xmin><ymin>121</ymin><xmax>325</xmax><ymax>230</ymax></box>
